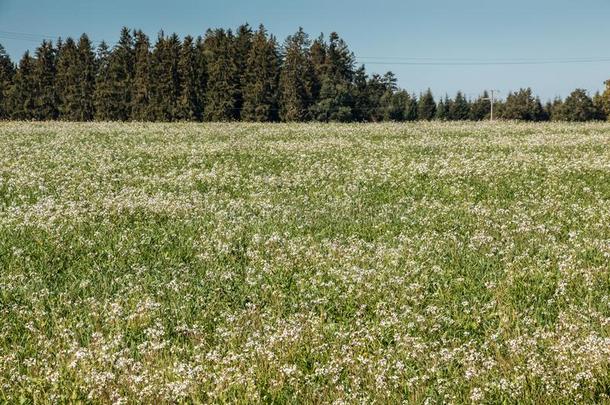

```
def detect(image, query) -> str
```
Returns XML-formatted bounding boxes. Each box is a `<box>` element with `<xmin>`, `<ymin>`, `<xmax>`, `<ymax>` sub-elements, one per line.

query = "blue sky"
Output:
<box><xmin>1</xmin><ymin>0</ymin><xmax>610</xmax><ymax>100</ymax></box>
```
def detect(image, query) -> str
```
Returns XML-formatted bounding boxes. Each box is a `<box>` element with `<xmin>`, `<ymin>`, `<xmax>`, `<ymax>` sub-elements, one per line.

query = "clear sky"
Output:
<box><xmin>1</xmin><ymin>0</ymin><xmax>610</xmax><ymax>101</ymax></box>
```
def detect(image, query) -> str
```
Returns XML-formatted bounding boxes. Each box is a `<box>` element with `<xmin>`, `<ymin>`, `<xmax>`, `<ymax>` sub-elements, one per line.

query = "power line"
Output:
<box><xmin>3</xmin><ymin>29</ymin><xmax>610</xmax><ymax>66</ymax></box>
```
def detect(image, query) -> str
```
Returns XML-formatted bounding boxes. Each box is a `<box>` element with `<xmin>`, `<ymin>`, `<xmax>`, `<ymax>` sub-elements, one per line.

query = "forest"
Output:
<box><xmin>0</xmin><ymin>24</ymin><xmax>609</xmax><ymax>122</ymax></box>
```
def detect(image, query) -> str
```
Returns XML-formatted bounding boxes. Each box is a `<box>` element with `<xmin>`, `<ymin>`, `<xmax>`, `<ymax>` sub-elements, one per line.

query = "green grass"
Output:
<box><xmin>1</xmin><ymin>121</ymin><xmax>610</xmax><ymax>403</ymax></box>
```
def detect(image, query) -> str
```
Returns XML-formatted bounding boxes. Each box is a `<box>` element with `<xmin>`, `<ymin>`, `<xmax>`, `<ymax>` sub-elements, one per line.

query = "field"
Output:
<box><xmin>1</xmin><ymin>121</ymin><xmax>610</xmax><ymax>404</ymax></box>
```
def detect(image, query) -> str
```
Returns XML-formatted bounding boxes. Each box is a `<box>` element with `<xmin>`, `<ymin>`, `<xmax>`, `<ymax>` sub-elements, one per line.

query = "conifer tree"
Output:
<box><xmin>32</xmin><ymin>40</ymin><xmax>58</xmax><ymax>120</ymax></box>
<box><xmin>56</xmin><ymin>38</ymin><xmax>80</xmax><ymax>120</ymax></box>
<box><xmin>177</xmin><ymin>35</ymin><xmax>202</xmax><ymax>120</ymax></box>
<box><xmin>8</xmin><ymin>52</ymin><xmax>36</xmax><ymax>119</ymax></box>
<box><xmin>503</xmin><ymin>88</ymin><xmax>545</xmax><ymax>121</ymax></box>
<box><xmin>131</xmin><ymin>30</ymin><xmax>151</xmax><ymax>121</ymax></box>
<box><xmin>194</xmin><ymin>36</ymin><xmax>208</xmax><ymax>119</ymax></box>
<box><xmin>351</xmin><ymin>65</ymin><xmax>370</xmax><ymax>121</ymax></box>
<box><xmin>310</xmin><ymin>32</ymin><xmax>355</xmax><ymax>121</ymax></box>
<box><xmin>100</xmin><ymin>27</ymin><xmax>135</xmax><ymax>120</ymax></box>
<box><xmin>204</xmin><ymin>29</ymin><xmax>240</xmax><ymax>121</ymax></box>
<box><xmin>448</xmin><ymin>91</ymin><xmax>470</xmax><ymax>120</ymax></box>
<box><xmin>435</xmin><ymin>96</ymin><xmax>447</xmax><ymax>120</ymax></box>
<box><xmin>93</xmin><ymin>41</ymin><xmax>113</xmax><ymax>120</ymax></box>
<box><xmin>76</xmin><ymin>34</ymin><xmax>96</xmax><ymax>121</ymax></box>
<box><xmin>149</xmin><ymin>32</ymin><xmax>181</xmax><ymax>121</ymax></box>
<box><xmin>278</xmin><ymin>28</ymin><xmax>316</xmax><ymax>121</ymax></box>
<box><xmin>242</xmin><ymin>25</ymin><xmax>280</xmax><ymax>122</ymax></box>
<box><xmin>233</xmin><ymin>24</ymin><xmax>253</xmax><ymax>120</ymax></box>
<box><xmin>309</xmin><ymin>34</ymin><xmax>326</xmax><ymax>103</ymax></box>
<box><xmin>417</xmin><ymin>89</ymin><xmax>436</xmax><ymax>120</ymax></box>
<box><xmin>0</xmin><ymin>44</ymin><xmax>15</xmax><ymax>119</ymax></box>
<box><xmin>469</xmin><ymin>91</ymin><xmax>490</xmax><ymax>120</ymax></box>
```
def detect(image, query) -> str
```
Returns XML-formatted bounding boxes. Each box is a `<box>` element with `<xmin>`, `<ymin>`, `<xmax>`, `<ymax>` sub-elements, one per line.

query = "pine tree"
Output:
<box><xmin>0</xmin><ymin>44</ymin><xmax>15</xmax><ymax>119</ymax></box>
<box><xmin>469</xmin><ymin>91</ymin><xmax>490</xmax><ymax>120</ymax></box>
<box><xmin>194</xmin><ymin>36</ymin><xmax>208</xmax><ymax>119</ymax></box>
<box><xmin>233</xmin><ymin>24</ymin><xmax>253</xmax><ymax>120</ymax></box>
<box><xmin>204</xmin><ymin>29</ymin><xmax>240</xmax><ymax>121</ymax></box>
<box><xmin>278</xmin><ymin>28</ymin><xmax>316</xmax><ymax>121</ymax></box>
<box><xmin>149</xmin><ymin>32</ymin><xmax>181</xmax><ymax>121</ymax></box>
<box><xmin>76</xmin><ymin>34</ymin><xmax>96</xmax><ymax>121</ymax></box>
<box><xmin>8</xmin><ymin>52</ymin><xmax>36</xmax><ymax>119</ymax></box>
<box><xmin>32</xmin><ymin>40</ymin><xmax>58</xmax><ymax>120</ymax></box>
<box><xmin>417</xmin><ymin>89</ymin><xmax>436</xmax><ymax>120</ymax></box>
<box><xmin>131</xmin><ymin>30</ymin><xmax>151</xmax><ymax>121</ymax></box>
<box><xmin>56</xmin><ymin>37</ymin><xmax>80</xmax><ymax>120</ymax></box>
<box><xmin>351</xmin><ymin>65</ymin><xmax>369</xmax><ymax>121</ymax></box>
<box><xmin>177</xmin><ymin>35</ymin><xmax>202</xmax><ymax>120</ymax></box>
<box><xmin>448</xmin><ymin>91</ymin><xmax>470</xmax><ymax>120</ymax></box>
<box><xmin>98</xmin><ymin>27</ymin><xmax>135</xmax><ymax>121</ymax></box>
<box><xmin>310</xmin><ymin>32</ymin><xmax>355</xmax><ymax>121</ymax></box>
<box><xmin>93</xmin><ymin>41</ymin><xmax>113</xmax><ymax>120</ymax></box>
<box><xmin>435</xmin><ymin>96</ymin><xmax>447</xmax><ymax>120</ymax></box>
<box><xmin>242</xmin><ymin>25</ymin><xmax>280</xmax><ymax>122</ymax></box>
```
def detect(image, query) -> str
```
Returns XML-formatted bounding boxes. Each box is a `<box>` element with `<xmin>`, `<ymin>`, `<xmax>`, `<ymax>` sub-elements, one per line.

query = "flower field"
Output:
<box><xmin>1</xmin><ymin>121</ymin><xmax>610</xmax><ymax>403</ymax></box>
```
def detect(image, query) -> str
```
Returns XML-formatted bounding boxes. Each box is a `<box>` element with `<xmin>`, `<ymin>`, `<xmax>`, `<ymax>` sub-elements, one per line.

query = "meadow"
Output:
<box><xmin>1</xmin><ymin>121</ymin><xmax>610</xmax><ymax>404</ymax></box>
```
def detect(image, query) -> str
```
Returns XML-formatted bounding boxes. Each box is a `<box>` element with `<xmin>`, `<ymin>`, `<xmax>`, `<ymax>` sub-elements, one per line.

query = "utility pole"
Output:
<box><xmin>484</xmin><ymin>90</ymin><xmax>500</xmax><ymax>121</ymax></box>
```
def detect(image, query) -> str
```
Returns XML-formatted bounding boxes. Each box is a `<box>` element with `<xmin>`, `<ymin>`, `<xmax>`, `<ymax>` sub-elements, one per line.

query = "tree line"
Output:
<box><xmin>0</xmin><ymin>25</ymin><xmax>610</xmax><ymax>122</ymax></box>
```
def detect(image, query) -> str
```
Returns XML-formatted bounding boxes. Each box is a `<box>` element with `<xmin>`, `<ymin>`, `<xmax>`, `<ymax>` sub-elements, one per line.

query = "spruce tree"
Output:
<box><xmin>278</xmin><ymin>28</ymin><xmax>316</xmax><ymax>121</ymax></box>
<box><xmin>93</xmin><ymin>41</ymin><xmax>113</xmax><ymax>120</ymax></box>
<box><xmin>233</xmin><ymin>24</ymin><xmax>253</xmax><ymax>120</ymax></box>
<box><xmin>242</xmin><ymin>25</ymin><xmax>280</xmax><ymax>122</ymax></box>
<box><xmin>101</xmin><ymin>27</ymin><xmax>135</xmax><ymax>120</ymax></box>
<box><xmin>131</xmin><ymin>30</ymin><xmax>151</xmax><ymax>121</ymax></box>
<box><xmin>177</xmin><ymin>35</ymin><xmax>202</xmax><ymax>120</ymax></box>
<box><xmin>149</xmin><ymin>32</ymin><xmax>181</xmax><ymax>121</ymax></box>
<box><xmin>435</xmin><ymin>97</ymin><xmax>447</xmax><ymax>120</ymax></box>
<box><xmin>76</xmin><ymin>34</ymin><xmax>96</xmax><ymax>121</ymax></box>
<box><xmin>204</xmin><ymin>29</ymin><xmax>240</xmax><ymax>121</ymax></box>
<box><xmin>469</xmin><ymin>91</ymin><xmax>490</xmax><ymax>120</ymax></box>
<box><xmin>194</xmin><ymin>36</ymin><xmax>208</xmax><ymax>119</ymax></box>
<box><xmin>448</xmin><ymin>91</ymin><xmax>470</xmax><ymax>120</ymax></box>
<box><xmin>351</xmin><ymin>65</ymin><xmax>369</xmax><ymax>121</ymax></box>
<box><xmin>8</xmin><ymin>52</ymin><xmax>36</xmax><ymax>119</ymax></box>
<box><xmin>310</xmin><ymin>32</ymin><xmax>355</xmax><ymax>121</ymax></box>
<box><xmin>56</xmin><ymin>37</ymin><xmax>80</xmax><ymax>120</ymax></box>
<box><xmin>417</xmin><ymin>89</ymin><xmax>436</xmax><ymax>120</ymax></box>
<box><xmin>32</xmin><ymin>40</ymin><xmax>59</xmax><ymax>120</ymax></box>
<box><xmin>0</xmin><ymin>44</ymin><xmax>15</xmax><ymax>119</ymax></box>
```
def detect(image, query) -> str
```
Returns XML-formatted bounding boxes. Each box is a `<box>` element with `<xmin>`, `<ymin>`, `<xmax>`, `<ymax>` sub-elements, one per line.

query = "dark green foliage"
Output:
<box><xmin>131</xmin><ymin>30</ymin><xmax>151</xmax><ymax>121</ymax></box>
<box><xmin>435</xmin><ymin>96</ymin><xmax>448</xmax><ymax>120</ymax></box>
<box><xmin>242</xmin><ymin>25</ymin><xmax>280</xmax><ymax>122</ymax></box>
<box><xmin>7</xmin><ymin>51</ymin><xmax>35</xmax><ymax>119</ymax></box>
<box><xmin>32</xmin><ymin>40</ymin><xmax>59</xmax><ymax>120</ymax></box>
<box><xmin>278</xmin><ymin>28</ymin><xmax>316</xmax><ymax>121</ymax></box>
<box><xmin>448</xmin><ymin>91</ymin><xmax>470</xmax><ymax>120</ymax></box>
<box><xmin>560</xmin><ymin>89</ymin><xmax>596</xmax><ymax>122</ymax></box>
<box><xmin>0</xmin><ymin>44</ymin><xmax>15</xmax><ymax>119</ymax></box>
<box><xmin>592</xmin><ymin>92</ymin><xmax>607</xmax><ymax>121</ymax></box>
<box><xmin>417</xmin><ymin>89</ymin><xmax>436</xmax><ymax>121</ymax></box>
<box><xmin>176</xmin><ymin>36</ymin><xmax>203</xmax><ymax>121</ymax></box>
<box><xmin>1</xmin><ymin>26</ymin><xmax>608</xmax><ymax>123</ymax></box>
<box><xmin>149</xmin><ymin>32</ymin><xmax>181</xmax><ymax>121</ymax></box>
<box><xmin>309</xmin><ymin>32</ymin><xmax>356</xmax><ymax>122</ymax></box>
<box><xmin>56</xmin><ymin>38</ymin><xmax>80</xmax><ymax>119</ymax></box>
<box><xmin>93</xmin><ymin>41</ymin><xmax>112</xmax><ymax>120</ymax></box>
<box><xmin>204</xmin><ymin>29</ymin><xmax>240</xmax><ymax>121</ymax></box>
<box><xmin>469</xmin><ymin>91</ymin><xmax>490</xmax><ymax>120</ymax></box>
<box><xmin>55</xmin><ymin>35</ymin><xmax>95</xmax><ymax>121</ymax></box>
<box><xmin>502</xmin><ymin>88</ymin><xmax>546</xmax><ymax>121</ymax></box>
<box><xmin>94</xmin><ymin>27</ymin><xmax>134</xmax><ymax>121</ymax></box>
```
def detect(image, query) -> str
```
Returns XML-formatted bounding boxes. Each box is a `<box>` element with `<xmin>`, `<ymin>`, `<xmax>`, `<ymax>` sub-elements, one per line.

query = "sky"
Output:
<box><xmin>1</xmin><ymin>0</ymin><xmax>610</xmax><ymax>101</ymax></box>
